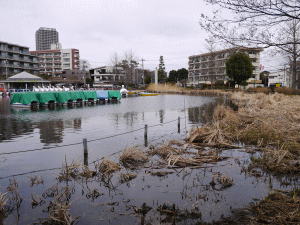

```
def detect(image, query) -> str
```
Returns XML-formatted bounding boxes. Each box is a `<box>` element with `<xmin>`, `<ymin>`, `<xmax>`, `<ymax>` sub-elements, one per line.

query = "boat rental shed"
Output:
<box><xmin>0</xmin><ymin>72</ymin><xmax>50</xmax><ymax>90</ymax></box>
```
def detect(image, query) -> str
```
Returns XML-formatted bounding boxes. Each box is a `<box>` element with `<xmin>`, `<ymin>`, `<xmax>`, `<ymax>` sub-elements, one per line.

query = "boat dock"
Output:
<box><xmin>10</xmin><ymin>90</ymin><xmax>121</xmax><ymax>108</ymax></box>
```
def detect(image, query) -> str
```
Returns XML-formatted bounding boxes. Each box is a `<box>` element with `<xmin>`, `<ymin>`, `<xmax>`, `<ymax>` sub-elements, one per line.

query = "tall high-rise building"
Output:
<box><xmin>35</xmin><ymin>27</ymin><xmax>59</xmax><ymax>51</ymax></box>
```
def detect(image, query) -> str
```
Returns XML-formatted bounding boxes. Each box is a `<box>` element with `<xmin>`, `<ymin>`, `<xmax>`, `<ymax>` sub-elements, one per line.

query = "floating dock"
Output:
<box><xmin>10</xmin><ymin>90</ymin><xmax>121</xmax><ymax>108</ymax></box>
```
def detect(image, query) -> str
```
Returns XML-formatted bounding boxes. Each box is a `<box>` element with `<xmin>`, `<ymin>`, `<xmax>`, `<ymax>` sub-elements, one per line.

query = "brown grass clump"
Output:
<box><xmin>166</xmin><ymin>151</ymin><xmax>228</xmax><ymax>168</ymax></box>
<box><xmin>251</xmin><ymin>189</ymin><xmax>300</xmax><ymax>224</ymax></box>
<box><xmin>57</xmin><ymin>157</ymin><xmax>81</xmax><ymax>182</ymax></box>
<box><xmin>251</xmin><ymin>145</ymin><xmax>300</xmax><ymax>174</ymax></box>
<box><xmin>148</xmin><ymin>83</ymin><xmax>183</xmax><ymax>93</ymax></box>
<box><xmin>120</xmin><ymin>146</ymin><xmax>149</xmax><ymax>165</ymax></box>
<box><xmin>97</xmin><ymin>158</ymin><xmax>121</xmax><ymax>175</ymax></box>
<box><xmin>79</xmin><ymin>166</ymin><xmax>96</xmax><ymax>178</ymax></box>
<box><xmin>29</xmin><ymin>175</ymin><xmax>44</xmax><ymax>187</ymax></box>
<box><xmin>187</xmin><ymin>106</ymin><xmax>240</xmax><ymax>148</ymax></box>
<box><xmin>147</xmin><ymin>83</ymin><xmax>226</xmax><ymax>96</ymax></box>
<box><xmin>38</xmin><ymin>185</ymin><xmax>79</xmax><ymax>225</ymax></box>
<box><xmin>190</xmin><ymin>91</ymin><xmax>300</xmax><ymax>173</ymax></box>
<box><xmin>120</xmin><ymin>173</ymin><xmax>137</xmax><ymax>183</ymax></box>
<box><xmin>0</xmin><ymin>191</ymin><xmax>10</xmax><ymax>214</ymax></box>
<box><xmin>148</xmin><ymin>142</ymin><xmax>186</xmax><ymax>158</ymax></box>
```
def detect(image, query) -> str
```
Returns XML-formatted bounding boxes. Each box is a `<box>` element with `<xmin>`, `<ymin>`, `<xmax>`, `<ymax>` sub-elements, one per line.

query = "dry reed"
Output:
<box><xmin>120</xmin><ymin>146</ymin><xmax>149</xmax><ymax>165</ymax></box>
<box><xmin>148</xmin><ymin>142</ymin><xmax>186</xmax><ymax>158</ymax></box>
<box><xmin>97</xmin><ymin>158</ymin><xmax>121</xmax><ymax>175</ymax></box>
<box><xmin>37</xmin><ymin>185</ymin><xmax>79</xmax><ymax>225</ymax></box>
<box><xmin>120</xmin><ymin>173</ymin><xmax>137</xmax><ymax>183</ymax></box>
<box><xmin>0</xmin><ymin>191</ymin><xmax>10</xmax><ymax>214</ymax></box>
<box><xmin>188</xmin><ymin>91</ymin><xmax>300</xmax><ymax>173</ymax></box>
<box><xmin>57</xmin><ymin>157</ymin><xmax>81</xmax><ymax>182</ymax></box>
<box><xmin>147</xmin><ymin>83</ymin><xmax>226</xmax><ymax>96</ymax></box>
<box><xmin>250</xmin><ymin>190</ymin><xmax>300</xmax><ymax>224</ymax></box>
<box><xmin>29</xmin><ymin>175</ymin><xmax>44</xmax><ymax>187</ymax></box>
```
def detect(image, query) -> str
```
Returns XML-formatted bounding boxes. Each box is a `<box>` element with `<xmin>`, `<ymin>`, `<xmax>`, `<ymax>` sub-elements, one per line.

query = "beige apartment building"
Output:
<box><xmin>188</xmin><ymin>47</ymin><xmax>263</xmax><ymax>86</ymax></box>
<box><xmin>30</xmin><ymin>44</ymin><xmax>80</xmax><ymax>76</ymax></box>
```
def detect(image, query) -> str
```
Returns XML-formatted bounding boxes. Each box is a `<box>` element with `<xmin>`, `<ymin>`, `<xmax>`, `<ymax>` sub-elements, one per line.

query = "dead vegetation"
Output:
<box><xmin>96</xmin><ymin>158</ymin><xmax>121</xmax><ymax>175</ymax></box>
<box><xmin>148</xmin><ymin>141</ymin><xmax>187</xmax><ymax>158</ymax></box>
<box><xmin>0</xmin><ymin>191</ymin><xmax>10</xmax><ymax>214</ymax></box>
<box><xmin>57</xmin><ymin>158</ymin><xmax>81</xmax><ymax>182</ymax></box>
<box><xmin>210</xmin><ymin>173</ymin><xmax>234</xmax><ymax>190</ymax></box>
<box><xmin>188</xmin><ymin>92</ymin><xmax>300</xmax><ymax>173</ymax></box>
<box><xmin>120</xmin><ymin>173</ymin><xmax>137</xmax><ymax>183</ymax></box>
<box><xmin>29</xmin><ymin>175</ymin><xmax>44</xmax><ymax>187</ymax></box>
<box><xmin>37</xmin><ymin>185</ymin><xmax>79</xmax><ymax>225</ymax></box>
<box><xmin>147</xmin><ymin>83</ymin><xmax>225</xmax><ymax>96</ymax></box>
<box><xmin>0</xmin><ymin>177</ymin><xmax>23</xmax><ymax>222</ymax></box>
<box><xmin>120</xmin><ymin>146</ymin><xmax>149</xmax><ymax>166</ymax></box>
<box><xmin>148</xmin><ymin>140</ymin><xmax>229</xmax><ymax>169</ymax></box>
<box><xmin>250</xmin><ymin>189</ymin><xmax>300</xmax><ymax>224</ymax></box>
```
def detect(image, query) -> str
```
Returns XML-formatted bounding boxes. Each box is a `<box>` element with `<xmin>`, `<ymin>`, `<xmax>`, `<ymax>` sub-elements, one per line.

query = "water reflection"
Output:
<box><xmin>0</xmin><ymin>95</ymin><xmax>219</xmax><ymax>144</ymax></box>
<box><xmin>188</xmin><ymin>101</ymin><xmax>219</xmax><ymax>125</ymax></box>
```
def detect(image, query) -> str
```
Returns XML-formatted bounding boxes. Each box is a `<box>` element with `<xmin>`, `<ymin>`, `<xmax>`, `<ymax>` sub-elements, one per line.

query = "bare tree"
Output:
<box><xmin>204</xmin><ymin>36</ymin><xmax>218</xmax><ymax>88</ymax></box>
<box><xmin>109</xmin><ymin>51</ymin><xmax>121</xmax><ymax>82</ymax></box>
<box><xmin>200</xmin><ymin>0</ymin><xmax>300</xmax><ymax>47</ymax></box>
<box><xmin>121</xmin><ymin>50</ymin><xmax>139</xmax><ymax>85</ymax></box>
<box><xmin>275</xmin><ymin>20</ymin><xmax>300</xmax><ymax>88</ymax></box>
<box><xmin>200</xmin><ymin>0</ymin><xmax>300</xmax><ymax>88</ymax></box>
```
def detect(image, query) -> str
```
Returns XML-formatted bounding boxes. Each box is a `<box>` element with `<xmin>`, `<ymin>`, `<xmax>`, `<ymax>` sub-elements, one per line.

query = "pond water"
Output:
<box><xmin>0</xmin><ymin>94</ymin><xmax>298</xmax><ymax>224</ymax></box>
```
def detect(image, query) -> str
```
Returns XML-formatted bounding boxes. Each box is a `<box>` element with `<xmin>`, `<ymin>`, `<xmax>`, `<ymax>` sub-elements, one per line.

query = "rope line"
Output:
<box><xmin>0</xmin><ymin>119</ymin><xmax>179</xmax><ymax>156</ymax></box>
<box><xmin>0</xmin><ymin>129</ymin><xmax>182</xmax><ymax>180</ymax></box>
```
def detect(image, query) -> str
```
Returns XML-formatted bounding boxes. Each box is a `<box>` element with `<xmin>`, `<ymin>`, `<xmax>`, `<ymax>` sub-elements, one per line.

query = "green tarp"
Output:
<box><xmin>10</xmin><ymin>91</ymin><xmax>119</xmax><ymax>105</ymax></box>
<box><xmin>108</xmin><ymin>90</ymin><xmax>121</xmax><ymax>99</ymax></box>
<box><xmin>53</xmin><ymin>92</ymin><xmax>73</xmax><ymax>103</ymax></box>
<box><xmin>83</xmin><ymin>91</ymin><xmax>97</xmax><ymax>100</ymax></box>
<box><xmin>36</xmin><ymin>92</ymin><xmax>57</xmax><ymax>104</ymax></box>
<box><xmin>10</xmin><ymin>92</ymin><xmax>39</xmax><ymax>105</ymax></box>
<box><xmin>69</xmin><ymin>91</ymin><xmax>86</xmax><ymax>101</ymax></box>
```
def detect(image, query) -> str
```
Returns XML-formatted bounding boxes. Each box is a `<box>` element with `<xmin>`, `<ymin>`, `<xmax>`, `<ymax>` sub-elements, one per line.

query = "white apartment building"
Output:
<box><xmin>79</xmin><ymin>59</ymin><xmax>91</xmax><ymax>71</ymax></box>
<box><xmin>90</xmin><ymin>66</ymin><xmax>125</xmax><ymax>87</ymax></box>
<box><xmin>30</xmin><ymin>44</ymin><xmax>80</xmax><ymax>76</ymax></box>
<box><xmin>188</xmin><ymin>47</ymin><xmax>263</xmax><ymax>87</ymax></box>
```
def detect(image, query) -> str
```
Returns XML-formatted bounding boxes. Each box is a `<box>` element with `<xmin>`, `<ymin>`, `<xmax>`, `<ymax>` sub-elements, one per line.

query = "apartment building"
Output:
<box><xmin>36</xmin><ymin>27</ymin><xmax>59</xmax><ymax>51</ymax></box>
<box><xmin>0</xmin><ymin>41</ymin><xmax>39</xmax><ymax>77</ymax></box>
<box><xmin>90</xmin><ymin>66</ymin><xmax>125</xmax><ymax>87</ymax></box>
<box><xmin>79</xmin><ymin>59</ymin><xmax>91</xmax><ymax>71</ymax></box>
<box><xmin>188</xmin><ymin>47</ymin><xmax>263</xmax><ymax>86</ymax></box>
<box><xmin>30</xmin><ymin>44</ymin><xmax>80</xmax><ymax>76</ymax></box>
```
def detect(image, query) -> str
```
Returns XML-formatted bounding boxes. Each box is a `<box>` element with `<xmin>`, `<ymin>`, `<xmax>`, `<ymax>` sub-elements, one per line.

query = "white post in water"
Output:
<box><xmin>155</xmin><ymin>69</ymin><xmax>158</xmax><ymax>85</ymax></box>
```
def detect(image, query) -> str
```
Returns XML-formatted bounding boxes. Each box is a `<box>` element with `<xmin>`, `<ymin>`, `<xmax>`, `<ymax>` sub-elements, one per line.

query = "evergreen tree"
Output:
<box><xmin>158</xmin><ymin>56</ymin><xmax>166</xmax><ymax>83</ymax></box>
<box><xmin>226</xmin><ymin>52</ymin><xmax>253</xmax><ymax>86</ymax></box>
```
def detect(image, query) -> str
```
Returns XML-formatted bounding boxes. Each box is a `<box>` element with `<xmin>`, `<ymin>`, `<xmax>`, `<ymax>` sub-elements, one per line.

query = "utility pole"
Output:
<box><xmin>141</xmin><ymin>58</ymin><xmax>145</xmax><ymax>86</ymax></box>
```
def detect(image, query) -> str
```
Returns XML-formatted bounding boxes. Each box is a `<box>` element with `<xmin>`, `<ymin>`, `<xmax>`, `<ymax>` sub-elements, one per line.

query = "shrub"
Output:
<box><xmin>200</xmin><ymin>84</ymin><xmax>207</xmax><ymax>89</ymax></box>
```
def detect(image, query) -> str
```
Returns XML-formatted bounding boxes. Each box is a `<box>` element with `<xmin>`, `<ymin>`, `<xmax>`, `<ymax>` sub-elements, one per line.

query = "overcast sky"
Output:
<box><xmin>0</xmin><ymin>0</ymin><xmax>282</xmax><ymax>73</ymax></box>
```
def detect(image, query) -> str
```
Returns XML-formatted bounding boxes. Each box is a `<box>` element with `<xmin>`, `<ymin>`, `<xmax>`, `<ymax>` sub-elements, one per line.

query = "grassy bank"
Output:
<box><xmin>187</xmin><ymin>91</ymin><xmax>300</xmax><ymax>174</ymax></box>
<box><xmin>147</xmin><ymin>83</ymin><xmax>300</xmax><ymax>96</ymax></box>
<box><xmin>147</xmin><ymin>83</ymin><xmax>225</xmax><ymax>96</ymax></box>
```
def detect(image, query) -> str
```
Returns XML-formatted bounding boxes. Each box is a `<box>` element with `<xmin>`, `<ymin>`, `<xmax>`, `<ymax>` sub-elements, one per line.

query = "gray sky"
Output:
<box><xmin>0</xmin><ymin>0</ymin><xmax>281</xmax><ymax>73</ymax></box>
<box><xmin>0</xmin><ymin>0</ymin><xmax>215</xmax><ymax>72</ymax></box>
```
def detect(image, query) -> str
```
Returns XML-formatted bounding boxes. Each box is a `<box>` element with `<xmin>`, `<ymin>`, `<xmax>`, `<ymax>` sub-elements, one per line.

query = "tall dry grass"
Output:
<box><xmin>147</xmin><ymin>83</ymin><xmax>225</xmax><ymax>96</ymax></box>
<box><xmin>188</xmin><ymin>92</ymin><xmax>300</xmax><ymax>173</ymax></box>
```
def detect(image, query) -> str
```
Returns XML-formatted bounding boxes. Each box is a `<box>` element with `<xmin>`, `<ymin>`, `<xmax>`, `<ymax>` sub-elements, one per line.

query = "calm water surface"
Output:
<box><xmin>0</xmin><ymin>94</ymin><xmax>297</xmax><ymax>224</ymax></box>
